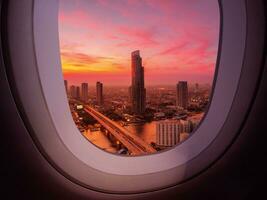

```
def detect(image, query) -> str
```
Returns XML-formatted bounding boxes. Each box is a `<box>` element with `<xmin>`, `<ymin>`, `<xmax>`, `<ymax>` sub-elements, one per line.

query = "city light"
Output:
<box><xmin>59</xmin><ymin>0</ymin><xmax>219</xmax><ymax>156</ymax></box>
<box><xmin>63</xmin><ymin>50</ymin><xmax>212</xmax><ymax>155</ymax></box>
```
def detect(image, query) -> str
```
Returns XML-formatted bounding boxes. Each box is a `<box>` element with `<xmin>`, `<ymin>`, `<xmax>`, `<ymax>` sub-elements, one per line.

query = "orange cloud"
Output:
<box><xmin>59</xmin><ymin>0</ymin><xmax>219</xmax><ymax>85</ymax></box>
<box><xmin>61</xmin><ymin>52</ymin><xmax>127</xmax><ymax>74</ymax></box>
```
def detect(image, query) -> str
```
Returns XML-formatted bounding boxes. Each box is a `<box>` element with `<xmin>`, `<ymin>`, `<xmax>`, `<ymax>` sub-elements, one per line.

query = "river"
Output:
<box><xmin>83</xmin><ymin>121</ymin><xmax>157</xmax><ymax>153</ymax></box>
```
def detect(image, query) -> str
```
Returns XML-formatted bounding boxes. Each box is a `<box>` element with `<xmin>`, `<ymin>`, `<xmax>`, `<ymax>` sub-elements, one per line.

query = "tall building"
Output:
<box><xmin>130</xmin><ymin>50</ymin><xmax>146</xmax><ymax>115</ymax></box>
<box><xmin>156</xmin><ymin>119</ymin><xmax>199</xmax><ymax>147</ymax></box>
<box><xmin>70</xmin><ymin>85</ymin><xmax>80</xmax><ymax>100</ymax></box>
<box><xmin>64</xmin><ymin>80</ymin><xmax>68</xmax><ymax>96</ymax></box>
<box><xmin>176</xmin><ymin>81</ymin><xmax>188</xmax><ymax>109</ymax></box>
<box><xmin>81</xmin><ymin>83</ymin><xmax>89</xmax><ymax>102</ymax></box>
<box><xmin>96</xmin><ymin>81</ymin><xmax>103</xmax><ymax>106</ymax></box>
<box><xmin>156</xmin><ymin>120</ymin><xmax>182</xmax><ymax>147</ymax></box>
<box><xmin>180</xmin><ymin>120</ymin><xmax>198</xmax><ymax>133</ymax></box>
<box><xmin>76</xmin><ymin>86</ymin><xmax>80</xmax><ymax>100</ymax></box>
<box><xmin>70</xmin><ymin>85</ymin><xmax>76</xmax><ymax>99</ymax></box>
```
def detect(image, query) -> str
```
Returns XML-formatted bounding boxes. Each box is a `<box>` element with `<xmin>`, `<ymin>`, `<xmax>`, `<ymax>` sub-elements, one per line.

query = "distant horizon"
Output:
<box><xmin>62</xmin><ymin>65</ymin><xmax>216</xmax><ymax>86</ymax></box>
<box><xmin>59</xmin><ymin>0</ymin><xmax>219</xmax><ymax>85</ymax></box>
<box><xmin>64</xmin><ymin>80</ymin><xmax>212</xmax><ymax>88</ymax></box>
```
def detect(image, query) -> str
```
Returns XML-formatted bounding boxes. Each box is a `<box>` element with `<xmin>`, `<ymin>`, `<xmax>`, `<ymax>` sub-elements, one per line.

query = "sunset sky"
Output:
<box><xmin>59</xmin><ymin>0</ymin><xmax>219</xmax><ymax>86</ymax></box>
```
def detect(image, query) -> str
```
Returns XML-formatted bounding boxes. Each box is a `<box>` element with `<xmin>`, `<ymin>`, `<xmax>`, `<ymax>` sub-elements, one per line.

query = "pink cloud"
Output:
<box><xmin>61</xmin><ymin>52</ymin><xmax>102</xmax><ymax>65</ymax></box>
<box><xmin>59</xmin><ymin>10</ymin><xmax>99</xmax><ymax>29</ymax></box>
<box><xmin>114</xmin><ymin>26</ymin><xmax>159</xmax><ymax>47</ymax></box>
<box><xmin>59</xmin><ymin>0</ymin><xmax>219</xmax><ymax>85</ymax></box>
<box><xmin>59</xmin><ymin>42</ymin><xmax>85</xmax><ymax>52</ymax></box>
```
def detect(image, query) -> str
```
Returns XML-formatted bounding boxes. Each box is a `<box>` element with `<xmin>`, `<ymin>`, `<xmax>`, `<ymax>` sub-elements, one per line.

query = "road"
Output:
<box><xmin>84</xmin><ymin>105</ymin><xmax>156</xmax><ymax>155</ymax></box>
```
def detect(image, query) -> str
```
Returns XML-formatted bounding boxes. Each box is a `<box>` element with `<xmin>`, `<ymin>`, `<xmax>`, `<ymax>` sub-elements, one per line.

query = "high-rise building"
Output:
<box><xmin>156</xmin><ymin>120</ymin><xmax>182</xmax><ymax>147</ymax></box>
<box><xmin>130</xmin><ymin>50</ymin><xmax>146</xmax><ymax>115</ymax></box>
<box><xmin>156</xmin><ymin>119</ymin><xmax>199</xmax><ymax>147</ymax></box>
<box><xmin>70</xmin><ymin>85</ymin><xmax>76</xmax><ymax>99</ymax></box>
<box><xmin>176</xmin><ymin>81</ymin><xmax>188</xmax><ymax>109</ymax></box>
<box><xmin>70</xmin><ymin>85</ymin><xmax>80</xmax><ymax>100</ymax></box>
<box><xmin>81</xmin><ymin>83</ymin><xmax>89</xmax><ymax>102</ymax></box>
<box><xmin>180</xmin><ymin>120</ymin><xmax>196</xmax><ymax>133</ymax></box>
<box><xmin>96</xmin><ymin>81</ymin><xmax>103</xmax><ymax>106</ymax></box>
<box><xmin>76</xmin><ymin>86</ymin><xmax>80</xmax><ymax>100</ymax></box>
<box><xmin>64</xmin><ymin>80</ymin><xmax>68</xmax><ymax>96</ymax></box>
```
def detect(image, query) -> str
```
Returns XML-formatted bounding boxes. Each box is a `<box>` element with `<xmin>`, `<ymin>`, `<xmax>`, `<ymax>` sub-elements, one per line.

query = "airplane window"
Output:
<box><xmin>58</xmin><ymin>0</ymin><xmax>220</xmax><ymax>156</ymax></box>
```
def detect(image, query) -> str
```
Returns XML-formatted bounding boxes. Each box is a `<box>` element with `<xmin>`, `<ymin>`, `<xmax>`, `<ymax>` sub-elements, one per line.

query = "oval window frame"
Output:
<box><xmin>3</xmin><ymin>0</ymin><xmax>265</xmax><ymax>194</ymax></box>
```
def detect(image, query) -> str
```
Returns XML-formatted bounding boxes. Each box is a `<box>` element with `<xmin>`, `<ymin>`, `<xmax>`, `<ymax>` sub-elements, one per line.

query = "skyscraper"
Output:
<box><xmin>156</xmin><ymin>120</ymin><xmax>182</xmax><ymax>147</ymax></box>
<box><xmin>76</xmin><ymin>86</ymin><xmax>80</xmax><ymax>100</ymax></box>
<box><xmin>96</xmin><ymin>81</ymin><xmax>103</xmax><ymax>106</ymax></box>
<box><xmin>156</xmin><ymin>119</ymin><xmax>199</xmax><ymax>147</ymax></box>
<box><xmin>70</xmin><ymin>85</ymin><xmax>76</xmax><ymax>99</ymax></box>
<box><xmin>130</xmin><ymin>50</ymin><xmax>146</xmax><ymax>114</ymax></box>
<box><xmin>70</xmin><ymin>85</ymin><xmax>82</xmax><ymax>100</ymax></box>
<box><xmin>81</xmin><ymin>83</ymin><xmax>89</xmax><ymax>102</ymax></box>
<box><xmin>64</xmin><ymin>80</ymin><xmax>68</xmax><ymax>96</ymax></box>
<box><xmin>176</xmin><ymin>81</ymin><xmax>188</xmax><ymax>109</ymax></box>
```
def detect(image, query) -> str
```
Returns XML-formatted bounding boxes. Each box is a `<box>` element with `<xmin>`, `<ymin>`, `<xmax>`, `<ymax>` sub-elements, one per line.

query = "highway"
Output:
<box><xmin>83</xmin><ymin>105</ymin><xmax>156</xmax><ymax>155</ymax></box>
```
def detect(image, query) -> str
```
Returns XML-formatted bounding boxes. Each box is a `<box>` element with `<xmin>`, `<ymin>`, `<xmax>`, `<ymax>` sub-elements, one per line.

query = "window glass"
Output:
<box><xmin>59</xmin><ymin>0</ymin><xmax>219</xmax><ymax>156</ymax></box>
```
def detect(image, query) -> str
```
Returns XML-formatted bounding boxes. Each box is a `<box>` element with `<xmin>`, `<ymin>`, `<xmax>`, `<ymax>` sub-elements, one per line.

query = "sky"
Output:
<box><xmin>59</xmin><ymin>0</ymin><xmax>220</xmax><ymax>86</ymax></box>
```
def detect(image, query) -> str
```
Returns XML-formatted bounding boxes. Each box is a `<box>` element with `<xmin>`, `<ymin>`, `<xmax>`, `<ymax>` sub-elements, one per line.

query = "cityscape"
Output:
<box><xmin>64</xmin><ymin>50</ymin><xmax>211</xmax><ymax>155</ymax></box>
<box><xmin>59</xmin><ymin>0</ymin><xmax>218</xmax><ymax>155</ymax></box>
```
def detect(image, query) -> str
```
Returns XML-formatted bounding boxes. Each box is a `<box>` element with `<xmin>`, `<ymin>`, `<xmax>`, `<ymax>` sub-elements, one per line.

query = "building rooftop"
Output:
<box><xmin>131</xmin><ymin>50</ymin><xmax>140</xmax><ymax>56</ymax></box>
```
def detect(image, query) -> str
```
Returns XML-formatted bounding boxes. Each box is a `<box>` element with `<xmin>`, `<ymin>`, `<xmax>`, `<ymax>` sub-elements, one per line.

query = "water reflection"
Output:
<box><xmin>83</xmin><ymin>130</ymin><xmax>117</xmax><ymax>153</ymax></box>
<box><xmin>83</xmin><ymin>122</ymin><xmax>156</xmax><ymax>153</ymax></box>
<box><xmin>125</xmin><ymin>122</ymin><xmax>156</xmax><ymax>145</ymax></box>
